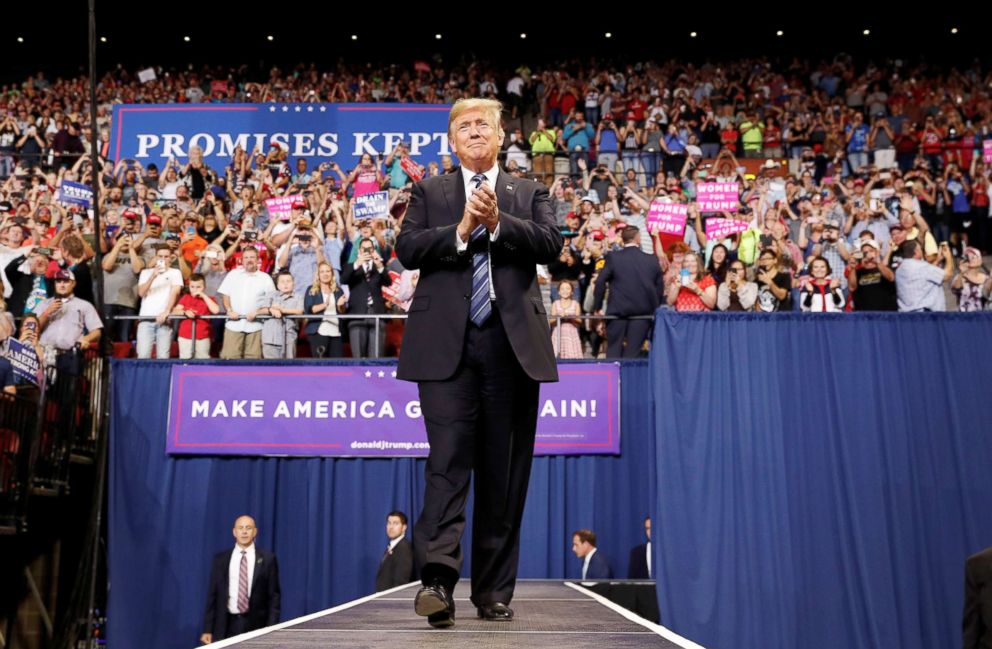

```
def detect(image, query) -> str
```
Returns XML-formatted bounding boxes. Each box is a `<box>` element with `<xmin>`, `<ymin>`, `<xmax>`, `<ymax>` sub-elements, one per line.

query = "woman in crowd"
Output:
<box><xmin>303</xmin><ymin>261</ymin><xmax>346</xmax><ymax>358</ymax></box>
<box><xmin>549</xmin><ymin>280</ymin><xmax>583</xmax><ymax>359</ymax></box>
<box><xmin>706</xmin><ymin>243</ymin><xmax>731</xmax><ymax>286</ymax></box>
<box><xmin>951</xmin><ymin>247</ymin><xmax>989</xmax><ymax>312</ymax></box>
<box><xmin>801</xmin><ymin>256</ymin><xmax>845</xmax><ymax>312</ymax></box>
<box><xmin>666</xmin><ymin>251</ymin><xmax>716</xmax><ymax>312</ymax></box>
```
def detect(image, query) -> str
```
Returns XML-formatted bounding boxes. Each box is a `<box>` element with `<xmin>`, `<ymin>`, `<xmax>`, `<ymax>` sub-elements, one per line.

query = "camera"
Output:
<box><xmin>244</xmin><ymin>230</ymin><xmax>258</xmax><ymax>242</ymax></box>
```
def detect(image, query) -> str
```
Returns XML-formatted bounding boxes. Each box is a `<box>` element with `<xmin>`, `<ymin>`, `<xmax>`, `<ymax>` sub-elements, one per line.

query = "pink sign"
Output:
<box><xmin>704</xmin><ymin>217</ymin><xmax>749</xmax><ymax>240</ymax></box>
<box><xmin>697</xmin><ymin>182</ymin><xmax>740</xmax><ymax>213</ymax></box>
<box><xmin>647</xmin><ymin>201</ymin><xmax>688</xmax><ymax>236</ymax></box>
<box><xmin>984</xmin><ymin>140</ymin><xmax>992</xmax><ymax>164</ymax></box>
<box><xmin>264</xmin><ymin>194</ymin><xmax>304</xmax><ymax>220</ymax></box>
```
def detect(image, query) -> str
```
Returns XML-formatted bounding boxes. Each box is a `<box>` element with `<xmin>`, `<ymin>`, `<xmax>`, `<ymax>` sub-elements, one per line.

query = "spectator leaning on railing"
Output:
<box><xmin>217</xmin><ymin>246</ymin><xmax>275</xmax><ymax>360</ymax></box>
<box><xmin>895</xmin><ymin>239</ymin><xmax>955</xmax><ymax>312</ymax></box>
<box><xmin>172</xmin><ymin>273</ymin><xmax>220</xmax><ymax>360</ymax></box>
<box><xmin>136</xmin><ymin>244</ymin><xmax>183</xmax><ymax>359</ymax></box>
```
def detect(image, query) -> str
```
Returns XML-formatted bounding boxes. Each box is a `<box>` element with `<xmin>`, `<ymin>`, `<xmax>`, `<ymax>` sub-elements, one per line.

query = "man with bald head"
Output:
<box><xmin>201</xmin><ymin>515</ymin><xmax>281</xmax><ymax>644</ymax></box>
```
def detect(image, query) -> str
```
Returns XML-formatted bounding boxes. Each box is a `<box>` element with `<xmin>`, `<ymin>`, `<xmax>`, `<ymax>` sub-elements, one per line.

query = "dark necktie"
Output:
<box><xmin>469</xmin><ymin>173</ymin><xmax>491</xmax><ymax>326</ymax></box>
<box><xmin>237</xmin><ymin>550</ymin><xmax>249</xmax><ymax>613</ymax></box>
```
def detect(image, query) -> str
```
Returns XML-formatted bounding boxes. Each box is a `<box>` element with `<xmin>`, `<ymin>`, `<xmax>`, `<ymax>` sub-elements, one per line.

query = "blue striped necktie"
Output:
<box><xmin>469</xmin><ymin>173</ymin><xmax>492</xmax><ymax>326</ymax></box>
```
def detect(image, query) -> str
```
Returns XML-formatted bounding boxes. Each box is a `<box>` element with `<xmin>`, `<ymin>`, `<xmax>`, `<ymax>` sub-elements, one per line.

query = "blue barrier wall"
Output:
<box><xmin>108</xmin><ymin>359</ymin><xmax>653</xmax><ymax>649</ymax></box>
<box><xmin>652</xmin><ymin>312</ymin><xmax>992</xmax><ymax>649</ymax></box>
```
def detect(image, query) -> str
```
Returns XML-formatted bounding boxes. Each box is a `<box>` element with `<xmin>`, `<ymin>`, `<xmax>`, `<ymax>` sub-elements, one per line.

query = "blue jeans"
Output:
<box><xmin>641</xmin><ymin>151</ymin><xmax>659</xmax><ymax>186</ymax></box>
<box><xmin>569</xmin><ymin>150</ymin><xmax>589</xmax><ymax>179</ymax></box>
<box><xmin>847</xmin><ymin>151</ymin><xmax>869</xmax><ymax>174</ymax></box>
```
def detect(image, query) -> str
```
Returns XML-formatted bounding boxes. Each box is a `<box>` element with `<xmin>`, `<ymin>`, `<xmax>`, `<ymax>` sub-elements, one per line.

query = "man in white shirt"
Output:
<box><xmin>136</xmin><ymin>245</ymin><xmax>183</xmax><ymax>358</ymax></box>
<box><xmin>201</xmin><ymin>515</ymin><xmax>281</xmax><ymax>644</ymax></box>
<box><xmin>218</xmin><ymin>246</ymin><xmax>275</xmax><ymax>359</ymax></box>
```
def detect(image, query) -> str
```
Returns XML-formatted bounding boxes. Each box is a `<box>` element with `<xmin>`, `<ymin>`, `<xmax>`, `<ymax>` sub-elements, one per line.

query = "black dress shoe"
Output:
<box><xmin>427</xmin><ymin>604</ymin><xmax>455</xmax><ymax>629</ymax></box>
<box><xmin>477</xmin><ymin>602</ymin><xmax>514</xmax><ymax>621</ymax></box>
<box><xmin>415</xmin><ymin>582</ymin><xmax>455</xmax><ymax>628</ymax></box>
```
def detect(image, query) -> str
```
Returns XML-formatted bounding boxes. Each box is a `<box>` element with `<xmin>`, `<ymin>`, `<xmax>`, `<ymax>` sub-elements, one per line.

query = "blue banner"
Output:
<box><xmin>110</xmin><ymin>103</ymin><xmax>453</xmax><ymax>173</ymax></box>
<box><xmin>1</xmin><ymin>338</ymin><xmax>43</xmax><ymax>387</ymax></box>
<box><xmin>57</xmin><ymin>180</ymin><xmax>93</xmax><ymax>208</ymax></box>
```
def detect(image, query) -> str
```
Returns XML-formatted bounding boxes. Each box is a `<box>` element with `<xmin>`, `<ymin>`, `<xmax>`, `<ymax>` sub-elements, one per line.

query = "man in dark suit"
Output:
<box><xmin>964</xmin><ymin>546</ymin><xmax>992</xmax><ymax>649</ymax></box>
<box><xmin>200</xmin><ymin>515</ymin><xmax>280</xmax><ymax>645</ymax></box>
<box><xmin>572</xmin><ymin>529</ymin><xmax>613</xmax><ymax>580</ymax></box>
<box><xmin>592</xmin><ymin>226</ymin><xmax>663</xmax><ymax>358</ymax></box>
<box><xmin>341</xmin><ymin>236</ymin><xmax>393</xmax><ymax>357</ymax></box>
<box><xmin>376</xmin><ymin>511</ymin><xmax>414</xmax><ymax>592</ymax></box>
<box><xmin>396</xmin><ymin>98</ymin><xmax>562</xmax><ymax>628</ymax></box>
<box><xmin>628</xmin><ymin>516</ymin><xmax>652</xmax><ymax>579</ymax></box>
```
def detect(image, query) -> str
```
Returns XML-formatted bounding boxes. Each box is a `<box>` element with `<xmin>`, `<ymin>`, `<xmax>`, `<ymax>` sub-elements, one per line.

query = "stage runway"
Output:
<box><xmin>207</xmin><ymin>580</ymin><xmax>706</xmax><ymax>648</ymax></box>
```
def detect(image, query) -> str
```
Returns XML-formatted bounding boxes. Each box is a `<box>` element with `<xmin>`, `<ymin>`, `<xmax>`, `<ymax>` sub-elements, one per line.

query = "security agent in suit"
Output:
<box><xmin>628</xmin><ymin>516</ymin><xmax>652</xmax><ymax>579</ymax></box>
<box><xmin>396</xmin><ymin>98</ymin><xmax>562</xmax><ymax>628</ymax></box>
<box><xmin>572</xmin><ymin>529</ymin><xmax>613</xmax><ymax>580</ymax></box>
<box><xmin>201</xmin><ymin>516</ymin><xmax>281</xmax><ymax>645</ymax></box>
<box><xmin>376</xmin><ymin>511</ymin><xmax>414</xmax><ymax>592</ymax></box>
<box><xmin>340</xmin><ymin>236</ymin><xmax>393</xmax><ymax>358</ymax></box>
<box><xmin>964</xmin><ymin>546</ymin><xmax>992</xmax><ymax>649</ymax></box>
<box><xmin>592</xmin><ymin>226</ymin><xmax>664</xmax><ymax>358</ymax></box>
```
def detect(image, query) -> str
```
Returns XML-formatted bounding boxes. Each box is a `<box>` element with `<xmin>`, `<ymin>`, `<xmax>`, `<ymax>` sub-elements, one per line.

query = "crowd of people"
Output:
<box><xmin>1</xmin><ymin>54</ymin><xmax>991</xmax><ymax>368</ymax></box>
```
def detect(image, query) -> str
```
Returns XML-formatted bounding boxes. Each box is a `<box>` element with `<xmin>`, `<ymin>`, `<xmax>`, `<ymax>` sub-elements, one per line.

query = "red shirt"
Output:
<box><xmin>628</xmin><ymin>99</ymin><xmax>648</xmax><ymax>122</ymax></box>
<box><xmin>226</xmin><ymin>244</ymin><xmax>273</xmax><ymax>273</ymax></box>
<box><xmin>675</xmin><ymin>274</ymin><xmax>716</xmax><ymax>312</ymax></box>
<box><xmin>176</xmin><ymin>294</ymin><xmax>212</xmax><ymax>339</ymax></box>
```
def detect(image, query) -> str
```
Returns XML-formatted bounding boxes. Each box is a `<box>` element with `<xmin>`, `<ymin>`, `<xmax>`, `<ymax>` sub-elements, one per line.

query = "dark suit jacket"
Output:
<box><xmin>302</xmin><ymin>287</ymin><xmax>345</xmax><ymax>336</ymax></box>
<box><xmin>628</xmin><ymin>542</ymin><xmax>650</xmax><ymax>579</ymax></box>
<box><xmin>203</xmin><ymin>548</ymin><xmax>281</xmax><ymax>640</ymax></box>
<box><xmin>965</xmin><ymin>546</ymin><xmax>992</xmax><ymax>649</ymax></box>
<box><xmin>340</xmin><ymin>262</ymin><xmax>392</xmax><ymax>315</ymax></box>
<box><xmin>584</xmin><ymin>549</ymin><xmax>613</xmax><ymax>580</ymax></box>
<box><xmin>592</xmin><ymin>246</ymin><xmax>663</xmax><ymax>317</ymax></box>
<box><xmin>376</xmin><ymin>537</ymin><xmax>414</xmax><ymax>592</ymax></box>
<box><xmin>395</xmin><ymin>168</ymin><xmax>562</xmax><ymax>382</ymax></box>
<box><xmin>4</xmin><ymin>256</ymin><xmax>52</xmax><ymax>317</ymax></box>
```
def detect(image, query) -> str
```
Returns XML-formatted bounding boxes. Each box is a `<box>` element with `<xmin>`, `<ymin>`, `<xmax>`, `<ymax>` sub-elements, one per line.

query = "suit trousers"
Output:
<box><xmin>222</xmin><ymin>613</ymin><xmax>251</xmax><ymax>639</ymax></box>
<box><xmin>413</xmin><ymin>307</ymin><xmax>540</xmax><ymax>607</ymax></box>
<box><xmin>606</xmin><ymin>318</ymin><xmax>651</xmax><ymax>358</ymax></box>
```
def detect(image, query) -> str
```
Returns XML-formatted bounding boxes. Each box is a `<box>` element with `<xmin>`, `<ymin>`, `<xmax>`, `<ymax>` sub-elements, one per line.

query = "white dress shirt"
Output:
<box><xmin>646</xmin><ymin>541</ymin><xmax>652</xmax><ymax>579</ymax></box>
<box><xmin>227</xmin><ymin>543</ymin><xmax>256</xmax><ymax>614</ymax></box>
<box><xmin>455</xmin><ymin>165</ymin><xmax>501</xmax><ymax>301</ymax></box>
<box><xmin>582</xmin><ymin>547</ymin><xmax>598</xmax><ymax>580</ymax></box>
<box><xmin>388</xmin><ymin>535</ymin><xmax>404</xmax><ymax>553</ymax></box>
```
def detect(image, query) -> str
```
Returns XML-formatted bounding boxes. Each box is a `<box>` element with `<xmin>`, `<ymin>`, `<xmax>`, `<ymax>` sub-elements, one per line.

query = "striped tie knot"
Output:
<box><xmin>468</xmin><ymin>172</ymin><xmax>492</xmax><ymax>327</ymax></box>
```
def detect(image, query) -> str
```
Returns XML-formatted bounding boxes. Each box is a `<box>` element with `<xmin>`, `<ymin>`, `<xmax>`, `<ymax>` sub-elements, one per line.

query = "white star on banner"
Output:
<box><xmin>390</xmin><ymin>371</ymin><xmax>397</xmax><ymax>378</ymax></box>
<box><xmin>319</xmin><ymin>106</ymin><xmax>326</xmax><ymax>112</ymax></box>
<box><xmin>282</xmin><ymin>106</ymin><xmax>288</xmax><ymax>112</ymax></box>
<box><xmin>269</xmin><ymin>106</ymin><xmax>276</xmax><ymax>112</ymax></box>
<box><xmin>378</xmin><ymin>371</ymin><xmax>385</xmax><ymax>378</ymax></box>
<box><xmin>364</xmin><ymin>370</ymin><xmax>372</xmax><ymax>378</ymax></box>
<box><xmin>307</xmin><ymin>106</ymin><xmax>314</xmax><ymax>112</ymax></box>
<box><xmin>294</xmin><ymin>106</ymin><xmax>301</xmax><ymax>112</ymax></box>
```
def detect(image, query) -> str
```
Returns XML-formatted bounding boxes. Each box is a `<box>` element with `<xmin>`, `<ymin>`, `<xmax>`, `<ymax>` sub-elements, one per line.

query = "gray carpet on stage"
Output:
<box><xmin>223</xmin><ymin>580</ymin><xmax>696</xmax><ymax>648</ymax></box>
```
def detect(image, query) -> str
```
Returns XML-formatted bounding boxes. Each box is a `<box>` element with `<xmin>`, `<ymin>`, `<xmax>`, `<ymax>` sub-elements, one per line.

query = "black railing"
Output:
<box><xmin>0</xmin><ymin>391</ymin><xmax>42</xmax><ymax>534</ymax></box>
<box><xmin>110</xmin><ymin>312</ymin><xmax>655</xmax><ymax>359</ymax></box>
